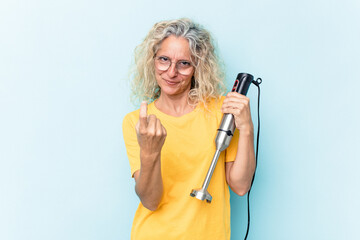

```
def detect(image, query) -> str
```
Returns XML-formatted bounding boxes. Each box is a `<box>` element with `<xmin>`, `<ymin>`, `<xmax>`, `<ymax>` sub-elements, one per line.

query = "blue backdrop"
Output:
<box><xmin>1</xmin><ymin>0</ymin><xmax>359</xmax><ymax>239</ymax></box>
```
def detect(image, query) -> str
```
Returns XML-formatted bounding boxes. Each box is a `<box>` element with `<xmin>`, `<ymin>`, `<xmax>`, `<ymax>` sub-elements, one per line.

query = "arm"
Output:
<box><xmin>134</xmin><ymin>101</ymin><xmax>167</xmax><ymax>210</ymax></box>
<box><xmin>221</xmin><ymin>92</ymin><xmax>256</xmax><ymax>196</ymax></box>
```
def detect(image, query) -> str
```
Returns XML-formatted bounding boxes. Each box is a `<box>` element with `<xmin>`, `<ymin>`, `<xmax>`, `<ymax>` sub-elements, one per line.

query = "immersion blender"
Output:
<box><xmin>190</xmin><ymin>73</ymin><xmax>254</xmax><ymax>203</ymax></box>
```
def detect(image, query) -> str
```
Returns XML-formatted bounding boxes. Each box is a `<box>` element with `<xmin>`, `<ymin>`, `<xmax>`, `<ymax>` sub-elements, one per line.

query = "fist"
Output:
<box><xmin>221</xmin><ymin>92</ymin><xmax>253</xmax><ymax>131</ymax></box>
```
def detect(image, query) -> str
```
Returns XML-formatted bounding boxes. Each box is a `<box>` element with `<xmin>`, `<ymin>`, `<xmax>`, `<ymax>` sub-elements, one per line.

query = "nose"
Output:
<box><xmin>167</xmin><ymin>62</ymin><xmax>178</xmax><ymax>78</ymax></box>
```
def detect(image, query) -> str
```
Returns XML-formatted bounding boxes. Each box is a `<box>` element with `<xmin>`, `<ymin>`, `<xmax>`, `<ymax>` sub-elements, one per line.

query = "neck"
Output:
<box><xmin>155</xmin><ymin>92</ymin><xmax>195</xmax><ymax>117</ymax></box>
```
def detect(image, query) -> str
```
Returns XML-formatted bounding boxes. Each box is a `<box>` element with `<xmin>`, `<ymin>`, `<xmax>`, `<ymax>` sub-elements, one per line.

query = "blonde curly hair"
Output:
<box><xmin>130</xmin><ymin>18</ymin><xmax>226</xmax><ymax>107</ymax></box>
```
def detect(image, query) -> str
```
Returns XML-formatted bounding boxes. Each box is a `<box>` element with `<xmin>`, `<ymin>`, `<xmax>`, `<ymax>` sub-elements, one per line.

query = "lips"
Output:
<box><xmin>165</xmin><ymin>80</ymin><xmax>179</xmax><ymax>86</ymax></box>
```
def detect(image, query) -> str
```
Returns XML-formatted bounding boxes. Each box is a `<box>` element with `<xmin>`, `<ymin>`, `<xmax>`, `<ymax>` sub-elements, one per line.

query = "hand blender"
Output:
<box><xmin>190</xmin><ymin>73</ymin><xmax>254</xmax><ymax>203</ymax></box>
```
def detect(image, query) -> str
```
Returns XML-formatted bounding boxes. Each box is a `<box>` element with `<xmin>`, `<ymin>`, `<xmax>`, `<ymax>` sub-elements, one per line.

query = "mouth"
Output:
<box><xmin>165</xmin><ymin>80</ymin><xmax>180</xmax><ymax>86</ymax></box>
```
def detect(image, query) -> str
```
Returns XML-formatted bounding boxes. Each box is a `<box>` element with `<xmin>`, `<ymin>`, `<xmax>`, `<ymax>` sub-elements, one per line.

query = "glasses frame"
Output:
<box><xmin>154</xmin><ymin>55</ymin><xmax>194</xmax><ymax>76</ymax></box>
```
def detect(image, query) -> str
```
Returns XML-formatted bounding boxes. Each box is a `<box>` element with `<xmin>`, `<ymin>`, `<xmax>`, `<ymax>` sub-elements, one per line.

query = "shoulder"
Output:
<box><xmin>195</xmin><ymin>96</ymin><xmax>226</xmax><ymax>119</ymax></box>
<box><xmin>205</xmin><ymin>96</ymin><xmax>226</xmax><ymax>111</ymax></box>
<box><xmin>122</xmin><ymin>108</ymin><xmax>140</xmax><ymax>129</ymax></box>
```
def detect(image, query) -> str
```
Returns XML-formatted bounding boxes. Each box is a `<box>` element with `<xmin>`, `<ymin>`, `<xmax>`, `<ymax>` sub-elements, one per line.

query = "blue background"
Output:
<box><xmin>1</xmin><ymin>0</ymin><xmax>359</xmax><ymax>239</ymax></box>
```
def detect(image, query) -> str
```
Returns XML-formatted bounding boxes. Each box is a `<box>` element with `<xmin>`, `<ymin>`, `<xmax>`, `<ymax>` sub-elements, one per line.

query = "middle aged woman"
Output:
<box><xmin>122</xmin><ymin>18</ymin><xmax>256</xmax><ymax>240</ymax></box>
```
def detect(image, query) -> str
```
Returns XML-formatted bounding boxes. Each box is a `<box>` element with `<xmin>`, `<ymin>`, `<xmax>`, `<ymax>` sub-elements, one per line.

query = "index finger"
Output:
<box><xmin>227</xmin><ymin>91</ymin><xmax>242</xmax><ymax>97</ymax></box>
<box><xmin>227</xmin><ymin>91</ymin><xmax>247</xmax><ymax>99</ymax></box>
<box><xmin>139</xmin><ymin>101</ymin><xmax>148</xmax><ymax>128</ymax></box>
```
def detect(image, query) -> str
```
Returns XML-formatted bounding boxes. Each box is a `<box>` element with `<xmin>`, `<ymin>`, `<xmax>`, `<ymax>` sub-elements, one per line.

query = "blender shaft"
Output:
<box><xmin>202</xmin><ymin>149</ymin><xmax>221</xmax><ymax>189</ymax></box>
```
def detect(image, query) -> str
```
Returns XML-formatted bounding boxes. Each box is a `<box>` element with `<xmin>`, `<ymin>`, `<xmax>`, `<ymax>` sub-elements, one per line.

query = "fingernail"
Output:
<box><xmin>141</xmin><ymin>100</ymin><xmax>147</xmax><ymax>104</ymax></box>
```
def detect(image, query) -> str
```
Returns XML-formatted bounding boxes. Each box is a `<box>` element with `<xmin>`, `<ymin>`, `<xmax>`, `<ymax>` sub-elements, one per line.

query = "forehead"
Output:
<box><xmin>157</xmin><ymin>35</ymin><xmax>192</xmax><ymax>60</ymax></box>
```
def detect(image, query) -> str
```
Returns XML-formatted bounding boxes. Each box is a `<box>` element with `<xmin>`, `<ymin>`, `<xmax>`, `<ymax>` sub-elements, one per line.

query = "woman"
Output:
<box><xmin>123</xmin><ymin>18</ymin><xmax>255</xmax><ymax>240</ymax></box>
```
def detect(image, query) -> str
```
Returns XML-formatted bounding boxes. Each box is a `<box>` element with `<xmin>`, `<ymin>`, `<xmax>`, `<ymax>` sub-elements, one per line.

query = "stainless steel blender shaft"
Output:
<box><xmin>190</xmin><ymin>114</ymin><xmax>235</xmax><ymax>203</ymax></box>
<box><xmin>190</xmin><ymin>150</ymin><xmax>221</xmax><ymax>203</ymax></box>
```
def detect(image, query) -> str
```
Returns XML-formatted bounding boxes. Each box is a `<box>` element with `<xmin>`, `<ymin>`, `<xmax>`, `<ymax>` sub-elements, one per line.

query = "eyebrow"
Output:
<box><xmin>156</xmin><ymin>54</ymin><xmax>192</xmax><ymax>62</ymax></box>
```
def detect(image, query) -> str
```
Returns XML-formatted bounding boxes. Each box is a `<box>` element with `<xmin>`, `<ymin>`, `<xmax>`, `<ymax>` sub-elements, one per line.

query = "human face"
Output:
<box><xmin>154</xmin><ymin>35</ymin><xmax>194</xmax><ymax>98</ymax></box>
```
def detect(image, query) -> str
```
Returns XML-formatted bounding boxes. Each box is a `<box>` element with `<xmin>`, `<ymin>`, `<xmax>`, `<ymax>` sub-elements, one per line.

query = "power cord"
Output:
<box><xmin>244</xmin><ymin>78</ymin><xmax>262</xmax><ymax>240</ymax></box>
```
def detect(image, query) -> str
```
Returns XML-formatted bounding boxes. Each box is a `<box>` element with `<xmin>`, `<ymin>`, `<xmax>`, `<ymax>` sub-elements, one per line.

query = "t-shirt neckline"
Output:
<box><xmin>149</xmin><ymin>101</ymin><xmax>200</xmax><ymax>121</ymax></box>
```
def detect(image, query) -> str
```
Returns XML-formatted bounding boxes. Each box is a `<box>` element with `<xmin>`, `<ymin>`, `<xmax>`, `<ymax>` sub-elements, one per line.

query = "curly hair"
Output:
<box><xmin>130</xmin><ymin>18</ymin><xmax>226</xmax><ymax>107</ymax></box>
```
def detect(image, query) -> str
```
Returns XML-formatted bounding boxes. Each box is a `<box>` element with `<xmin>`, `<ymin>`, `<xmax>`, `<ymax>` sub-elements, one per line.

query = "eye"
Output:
<box><xmin>158</xmin><ymin>56</ymin><xmax>169</xmax><ymax>62</ymax></box>
<box><xmin>178</xmin><ymin>61</ymin><xmax>191</xmax><ymax>67</ymax></box>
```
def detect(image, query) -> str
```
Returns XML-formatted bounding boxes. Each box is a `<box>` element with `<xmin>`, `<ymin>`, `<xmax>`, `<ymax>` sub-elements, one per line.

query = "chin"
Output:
<box><xmin>161</xmin><ymin>87</ymin><xmax>182</xmax><ymax>96</ymax></box>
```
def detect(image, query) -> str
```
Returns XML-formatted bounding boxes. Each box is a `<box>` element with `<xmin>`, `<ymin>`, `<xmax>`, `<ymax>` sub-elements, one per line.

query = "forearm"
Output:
<box><xmin>135</xmin><ymin>151</ymin><xmax>163</xmax><ymax>211</ymax></box>
<box><xmin>228</xmin><ymin>128</ymin><xmax>256</xmax><ymax>196</ymax></box>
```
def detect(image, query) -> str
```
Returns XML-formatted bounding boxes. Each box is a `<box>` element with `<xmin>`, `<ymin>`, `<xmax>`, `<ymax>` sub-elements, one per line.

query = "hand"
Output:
<box><xmin>221</xmin><ymin>92</ymin><xmax>254</xmax><ymax>132</ymax></box>
<box><xmin>135</xmin><ymin>101</ymin><xmax>167</xmax><ymax>159</ymax></box>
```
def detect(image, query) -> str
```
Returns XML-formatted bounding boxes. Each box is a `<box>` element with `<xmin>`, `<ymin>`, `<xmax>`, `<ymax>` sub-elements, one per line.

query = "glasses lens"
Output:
<box><xmin>155</xmin><ymin>56</ymin><xmax>193</xmax><ymax>75</ymax></box>
<box><xmin>155</xmin><ymin>57</ymin><xmax>170</xmax><ymax>71</ymax></box>
<box><xmin>176</xmin><ymin>61</ymin><xmax>193</xmax><ymax>75</ymax></box>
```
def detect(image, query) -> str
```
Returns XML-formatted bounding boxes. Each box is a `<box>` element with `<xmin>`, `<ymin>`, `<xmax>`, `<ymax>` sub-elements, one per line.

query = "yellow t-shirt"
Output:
<box><xmin>122</xmin><ymin>96</ymin><xmax>239</xmax><ymax>240</ymax></box>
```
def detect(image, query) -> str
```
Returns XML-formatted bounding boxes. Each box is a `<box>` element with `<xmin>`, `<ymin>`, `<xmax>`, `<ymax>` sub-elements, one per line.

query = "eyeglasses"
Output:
<box><xmin>154</xmin><ymin>56</ymin><xmax>194</xmax><ymax>75</ymax></box>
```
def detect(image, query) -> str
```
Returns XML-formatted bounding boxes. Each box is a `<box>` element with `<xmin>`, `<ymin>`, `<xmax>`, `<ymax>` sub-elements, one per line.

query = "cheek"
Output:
<box><xmin>182</xmin><ymin>75</ymin><xmax>193</xmax><ymax>86</ymax></box>
<box><xmin>154</xmin><ymin>71</ymin><xmax>162</xmax><ymax>85</ymax></box>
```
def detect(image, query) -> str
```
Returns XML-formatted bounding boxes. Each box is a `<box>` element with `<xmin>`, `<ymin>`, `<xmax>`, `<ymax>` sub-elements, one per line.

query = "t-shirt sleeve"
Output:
<box><xmin>224</xmin><ymin>128</ymin><xmax>239</xmax><ymax>162</ymax></box>
<box><xmin>122</xmin><ymin>112</ymin><xmax>140</xmax><ymax>177</ymax></box>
